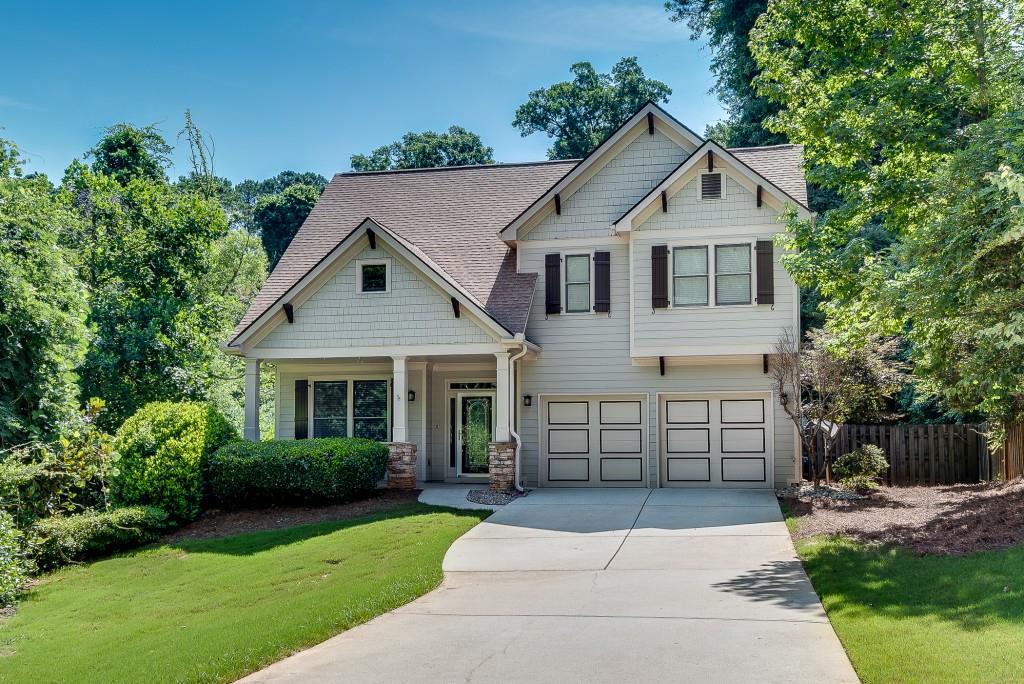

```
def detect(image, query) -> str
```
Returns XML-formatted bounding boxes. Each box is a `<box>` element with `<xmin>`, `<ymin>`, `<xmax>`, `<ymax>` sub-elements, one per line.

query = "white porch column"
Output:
<box><xmin>494</xmin><ymin>351</ymin><xmax>511</xmax><ymax>442</ymax></box>
<box><xmin>244</xmin><ymin>358</ymin><xmax>261</xmax><ymax>441</ymax></box>
<box><xmin>391</xmin><ymin>356</ymin><xmax>408</xmax><ymax>443</ymax></box>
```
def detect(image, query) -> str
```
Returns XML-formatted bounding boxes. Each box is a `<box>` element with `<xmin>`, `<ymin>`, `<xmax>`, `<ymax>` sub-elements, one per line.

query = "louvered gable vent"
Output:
<box><xmin>701</xmin><ymin>173</ymin><xmax>722</xmax><ymax>200</ymax></box>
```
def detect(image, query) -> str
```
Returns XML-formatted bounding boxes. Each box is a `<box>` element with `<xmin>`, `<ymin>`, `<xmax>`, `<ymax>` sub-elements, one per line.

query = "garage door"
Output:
<box><xmin>540</xmin><ymin>395</ymin><xmax>648</xmax><ymax>487</ymax></box>
<box><xmin>659</xmin><ymin>393</ymin><xmax>773</xmax><ymax>488</ymax></box>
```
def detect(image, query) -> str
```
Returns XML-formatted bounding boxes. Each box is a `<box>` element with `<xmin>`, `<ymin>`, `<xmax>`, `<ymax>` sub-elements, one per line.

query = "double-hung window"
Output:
<box><xmin>715</xmin><ymin>244</ymin><xmax>752</xmax><ymax>305</ymax></box>
<box><xmin>672</xmin><ymin>246</ymin><xmax>708</xmax><ymax>306</ymax></box>
<box><xmin>564</xmin><ymin>254</ymin><xmax>591</xmax><ymax>313</ymax></box>
<box><xmin>312</xmin><ymin>379</ymin><xmax>390</xmax><ymax>440</ymax></box>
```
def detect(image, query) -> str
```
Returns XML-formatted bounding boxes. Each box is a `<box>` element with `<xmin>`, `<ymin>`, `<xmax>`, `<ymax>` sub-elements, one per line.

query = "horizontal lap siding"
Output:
<box><xmin>523</xmin><ymin>131</ymin><xmax>688</xmax><ymax>241</ymax></box>
<box><xmin>255</xmin><ymin>244</ymin><xmax>495</xmax><ymax>350</ymax></box>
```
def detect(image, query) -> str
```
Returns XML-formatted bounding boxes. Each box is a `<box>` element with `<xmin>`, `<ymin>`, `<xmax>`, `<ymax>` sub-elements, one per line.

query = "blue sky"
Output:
<box><xmin>2</xmin><ymin>1</ymin><xmax>722</xmax><ymax>183</ymax></box>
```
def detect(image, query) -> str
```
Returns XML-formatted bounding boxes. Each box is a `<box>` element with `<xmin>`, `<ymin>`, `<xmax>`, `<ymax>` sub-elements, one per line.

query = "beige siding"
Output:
<box><xmin>254</xmin><ymin>244</ymin><xmax>496</xmax><ymax>350</ymax></box>
<box><xmin>523</xmin><ymin>130</ymin><xmax>688</xmax><ymax>241</ymax></box>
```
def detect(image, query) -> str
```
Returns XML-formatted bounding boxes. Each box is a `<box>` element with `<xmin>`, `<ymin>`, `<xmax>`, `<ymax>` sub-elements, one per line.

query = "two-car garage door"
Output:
<box><xmin>538</xmin><ymin>393</ymin><xmax>773</xmax><ymax>488</ymax></box>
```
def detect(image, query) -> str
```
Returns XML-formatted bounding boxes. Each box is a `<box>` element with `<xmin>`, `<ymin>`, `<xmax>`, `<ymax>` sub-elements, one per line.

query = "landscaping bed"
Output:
<box><xmin>782</xmin><ymin>478</ymin><xmax>1024</xmax><ymax>555</ymax></box>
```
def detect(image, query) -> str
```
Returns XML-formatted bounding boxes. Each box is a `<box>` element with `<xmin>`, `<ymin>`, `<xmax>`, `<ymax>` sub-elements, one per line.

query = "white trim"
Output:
<box><xmin>355</xmin><ymin>258</ymin><xmax>390</xmax><ymax>294</ymax></box>
<box><xmin>631</xmin><ymin>355</ymin><xmax>762</xmax><ymax>367</ymax></box>
<box><xmin>251</xmin><ymin>343</ymin><xmax>509</xmax><ymax>360</ymax></box>
<box><xmin>519</xmin><ymin>235</ymin><xmax>628</xmax><ymax>249</ymax></box>
<box><xmin>631</xmin><ymin>343</ymin><xmax>777</xmax><ymax>356</ymax></box>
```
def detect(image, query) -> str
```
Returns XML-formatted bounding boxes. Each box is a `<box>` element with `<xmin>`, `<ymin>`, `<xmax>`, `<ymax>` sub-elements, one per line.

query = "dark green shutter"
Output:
<box><xmin>294</xmin><ymin>380</ymin><xmax>308</xmax><ymax>439</ymax></box>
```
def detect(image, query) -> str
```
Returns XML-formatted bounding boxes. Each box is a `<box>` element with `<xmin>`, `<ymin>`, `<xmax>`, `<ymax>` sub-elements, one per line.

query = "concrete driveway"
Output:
<box><xmin>240</xmin><ymin>489</ymin><xmax>858</xmax><ymax>684</ymax></box>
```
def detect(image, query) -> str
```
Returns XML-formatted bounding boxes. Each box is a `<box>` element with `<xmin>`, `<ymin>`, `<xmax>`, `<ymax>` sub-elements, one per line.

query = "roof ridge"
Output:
<box><xmin>728</xmin><ymin>143</ymin><xmax>800</xmax><ymax>152</ymax></box>
<box><xmin>334</xmin><ymin>159</ymin><xmax>579</xmax><ymax>178</ymax></box>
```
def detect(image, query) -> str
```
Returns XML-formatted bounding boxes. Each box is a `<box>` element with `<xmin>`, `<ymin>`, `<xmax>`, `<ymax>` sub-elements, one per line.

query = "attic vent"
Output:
<box><xmin>701</xmin><ymin>173</ymin><xmax>722</xmax><ymax>200</ymax></box>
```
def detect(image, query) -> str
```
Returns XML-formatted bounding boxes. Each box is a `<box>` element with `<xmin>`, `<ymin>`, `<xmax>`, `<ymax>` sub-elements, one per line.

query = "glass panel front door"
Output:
<box><xmin>459</xmin><ymin>395</ymin><xmax>493</xmax><ymax>475</ymax></box>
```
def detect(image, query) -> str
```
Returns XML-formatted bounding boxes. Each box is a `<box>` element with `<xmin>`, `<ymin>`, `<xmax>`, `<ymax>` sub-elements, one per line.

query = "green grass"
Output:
<box><xmin>0</xmin><ymin>503</ymin><xmax>487</xmax><ymax>684</ymax></box>
<box><xmin>782</xmin><ymin>504</ymin><xmax>1024</xmax><ymax>683</ymax></box>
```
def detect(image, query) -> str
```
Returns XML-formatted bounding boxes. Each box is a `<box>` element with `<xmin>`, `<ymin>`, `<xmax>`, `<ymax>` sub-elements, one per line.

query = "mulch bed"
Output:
<box><xmin>161</xmin><ymin>490</ymin><xmax>421</xmax><ymax>543</ymax></box>
<box><xmin>783</xmin><ymin>479</ymin><xmax>1024</xmax><ymax>555</ymax></box>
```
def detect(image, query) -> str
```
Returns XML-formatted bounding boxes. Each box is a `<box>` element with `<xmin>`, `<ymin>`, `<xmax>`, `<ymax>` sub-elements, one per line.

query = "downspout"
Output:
<box><xmin>508</xmin><ymin>336</ymin><xmax>529</xmax><ymax>493</ymax></box>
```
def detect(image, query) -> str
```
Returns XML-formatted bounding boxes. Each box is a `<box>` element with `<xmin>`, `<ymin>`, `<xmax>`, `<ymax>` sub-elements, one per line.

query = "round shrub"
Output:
<box><xmin>206</xmin><ymin>438</ymin><xmax>389</xmax><ymax>508</ymax></box>
<box><xmin>831</xmin><ymin>446</ymin><xmax>888</xmax><ymax>489</ymax></box>
<box><xmin>0</xmin><ymin>511</ymin><xmax>27</xmax><ymax>606</ymax></box>
<box><xmin>112</xmin><ymin>402</ymin><xmax>237</xmax><ymax>521</ymax></box>
<box><xmin>31</xmin><ymin>506</ymin><xmax>169</xmax><ymax>572</ymax></box>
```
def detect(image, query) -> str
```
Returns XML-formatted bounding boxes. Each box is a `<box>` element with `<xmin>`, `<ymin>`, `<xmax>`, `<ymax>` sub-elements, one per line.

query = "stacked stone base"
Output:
<box><xmin>386</xmin><ymin>442</ymin><xmax>417</xmax><ymax>490</ymax></box>
<box><xmin>488</xmin><ymin>442</ymin><xmax>516</xmax><ymax>493</ymax></box>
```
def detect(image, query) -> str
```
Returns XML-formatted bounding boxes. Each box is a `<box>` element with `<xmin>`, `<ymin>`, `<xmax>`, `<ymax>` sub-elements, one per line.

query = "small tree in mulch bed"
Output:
<box><xmin>771</xmin><ymin>328</ymin><xmax>906</xmax><ymax>486</ymax></box>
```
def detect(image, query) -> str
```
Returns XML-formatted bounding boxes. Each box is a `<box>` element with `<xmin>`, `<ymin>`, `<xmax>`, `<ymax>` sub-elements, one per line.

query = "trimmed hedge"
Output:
<box><xmin>31</xmin><ymin>506</ymin><xmax>169</xmax><ymax>572</ymax></box>
<box><xmin>207</xmin><ymin>438</ymin><xmax>389</xmax><ymax>508</ymax></box>
<box><xmin>112</xmin><ymin>402</ymin><xmax>237</xmax><ymax>522</ymax></box>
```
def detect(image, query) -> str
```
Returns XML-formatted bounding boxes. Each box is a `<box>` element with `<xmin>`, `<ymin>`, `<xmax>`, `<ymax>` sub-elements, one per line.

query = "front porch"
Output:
<box><xmin>242</xmin><ymin>350</ymin><xmax>524</xmax><ymax>490</ymax></box>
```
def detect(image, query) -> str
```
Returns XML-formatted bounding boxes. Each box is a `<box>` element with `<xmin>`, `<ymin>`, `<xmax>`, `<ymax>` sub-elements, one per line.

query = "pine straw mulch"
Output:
<box><xmin>783</xmin><ymin>479</ymin><xmax>1024</xmax><ymax>555</ymax></box>
<box><xmin>161</xmin><ymin>490</ymin><xmax>422</xmax><ymax>543</ymax></box>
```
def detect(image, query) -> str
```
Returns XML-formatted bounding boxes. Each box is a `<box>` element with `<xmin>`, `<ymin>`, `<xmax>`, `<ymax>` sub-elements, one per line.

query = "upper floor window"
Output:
<box><xmin>564</xmin><ymin>254</ymin><xmax>591</xmax><ymax>313</ymax></box>
<box><xmin>715</xmin><ymin>244</ymin><xmax>751</xmax><ymax>305</ymax></box>
<box><xmin>358</xmin><ymin>260</ymin><xmax>388</xmax><ymax>293</ymax></box>
<box><xmin>672</xmin><ymin>246</ymin><xmax>708</xmax><ymax>306</ymax></box>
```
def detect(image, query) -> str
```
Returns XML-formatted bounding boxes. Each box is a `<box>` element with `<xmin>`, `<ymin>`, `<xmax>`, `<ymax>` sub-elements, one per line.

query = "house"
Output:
<box><xmin>225</xmin><ymin>102</ymin><xmax>810</xmax><ymax>490</ymax></box>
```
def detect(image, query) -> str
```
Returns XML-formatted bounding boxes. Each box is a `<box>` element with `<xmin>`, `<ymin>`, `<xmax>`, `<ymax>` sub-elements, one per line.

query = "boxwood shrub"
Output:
<box><xmin>206</xmin><ymin>438</ymin><xmax>389</xmax><ymax>508</ymax></box>
<box><xmin>112</xmin><ymin>402</ymin><xmax>238</xmax><ymax>522</ymax></box>
<box><xmin>31</xmin><ymin>506</ymin><xmax>169</xmax><ymax>572</ymax></box>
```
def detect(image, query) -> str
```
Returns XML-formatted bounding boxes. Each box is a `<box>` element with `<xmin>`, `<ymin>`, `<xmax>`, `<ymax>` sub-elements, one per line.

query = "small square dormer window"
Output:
<box><xmin>701</xmin><ymin>172</ymin><xmax>723</xmax><ymax>200</ymax></box>
<box><xmin>358</xmin><ymin>260</ymin><xmax>389</xmax><ymax>293</ymax></box>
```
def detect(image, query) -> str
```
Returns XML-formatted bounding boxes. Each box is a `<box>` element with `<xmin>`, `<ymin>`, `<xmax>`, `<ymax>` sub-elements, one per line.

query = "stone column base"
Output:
<box><xmin>386</xmin><ymin>442</ymin><xmax>417</xmax><ymax>490</ymax></box>
<box><xmin>488</xmin><ymin>442</ymin><xmax>516</xmax><ymax>493</ymax></box>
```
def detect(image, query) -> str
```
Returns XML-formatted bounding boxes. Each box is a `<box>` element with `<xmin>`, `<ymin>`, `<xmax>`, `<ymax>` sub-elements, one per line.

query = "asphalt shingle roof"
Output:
<box><xmin>231</xmin><ymin>144</ymin><xmax>806</xmax><ymax>345</ymax></box>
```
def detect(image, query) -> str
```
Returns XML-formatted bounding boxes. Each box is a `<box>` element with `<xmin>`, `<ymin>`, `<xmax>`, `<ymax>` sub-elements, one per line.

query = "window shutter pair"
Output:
<box><xmin>294</xmin><ymin>380</ymin><xmax>309</xmax><ymax>439</ymax></box>
<box><xmin>544</xmin><ymin>252</ymin><xmax>611</xmax><ymax>314</ymax></box>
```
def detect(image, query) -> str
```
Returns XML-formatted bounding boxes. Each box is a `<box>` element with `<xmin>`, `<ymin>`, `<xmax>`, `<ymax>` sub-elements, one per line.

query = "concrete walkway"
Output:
<box><xmin>240</xmin><ymin>489</ymin><xmax>858</xmax><ymax>684</ymax></box>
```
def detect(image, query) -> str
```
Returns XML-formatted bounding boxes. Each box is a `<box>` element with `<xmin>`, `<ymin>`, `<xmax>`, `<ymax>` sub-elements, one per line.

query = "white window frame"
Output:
<box><xmin>699</xmin><ymin>170</ymin><xmax>726</xmax><ymax>201</ymax></box>
<box><xmin>667</xmin><ymin>239</ymin><xmax>756</xmax><ymax>309</ymax></box>
<box><xmin>356</xmin><ymin>258</ymin><xmax>390</xmax><ymax>294</ymax></box>
<box><xmin>561</xmin><ymin>250</ymin><xmax>595</xmax><ymax>315</ymax></box>
<box><xmin>671</xmin><ymin>245</ymin><xmax>709</xmax><ymax>308</ymax></box>
<box><xmin>714</xmin><ymin>243</ymin><xmax>753</xmax><ymax>306</ymax></box>
<box><xmin>308</xmin><ymin>374</ymin><xmax>392</xmax><ymax>440</ymax></box>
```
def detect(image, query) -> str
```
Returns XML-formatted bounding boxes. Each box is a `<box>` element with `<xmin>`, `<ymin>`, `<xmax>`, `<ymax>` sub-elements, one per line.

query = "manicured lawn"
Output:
<box><xmin>786</xmin><ymin>505</ymin><xmax>1024</xmax><ymax>683</ymax></box>
<box><xmin>0</xmin><ymin>503</ymin><xmax>487</xmax><ymax>684</ymax></box>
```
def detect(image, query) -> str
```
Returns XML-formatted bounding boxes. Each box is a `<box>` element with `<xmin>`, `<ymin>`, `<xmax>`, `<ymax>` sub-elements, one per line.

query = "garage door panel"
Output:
<box><xmin>722</xmin><ymin>457</ymin><xmax>767</xmax><ymax>483</ymax></box>
<box><xmin>721</xmin><ymin>399</ymin><xmax>765</xmax><ymax>424</ymax></box>
<box><xmin>600</xmin><ymin>457</ymin><xmax>644</xmax><ymax>482</ymax></box>
<box><xmin>666</xmin><ymin>428</ymin><xmax>710</xmax><ymax>453</ymax></box>
<box><xmin>541</xmin><ymin>396</ymin><xmax>648</xmax><ymax>487</ymax></box>
<box><xmin>721</xmin><ymin>428</ymin><xmax>765</xmax><ymax>453</ymax></box>
<box><xmin>665</xmin><ymin>400</ymin><xmax>709</xmax><ymax>424</ymax></box>
<box><xmin>548</xmin><ymin>429</ymin><xmax>590</xmax><ymax>454</ymax></box>
<box><xmin>667</xmin><ymin>457</ymin><xmax>711</xmax><ymax>482</ymax></box>
<box><xmin>599</xmin><ymin>429</ymin><xmax>643</xmax><ymax>453</ymax></box>
<box><xmin>548</xmin><ymin>457</ymin><xmax>590</xmax><ymax>482</ymax></box>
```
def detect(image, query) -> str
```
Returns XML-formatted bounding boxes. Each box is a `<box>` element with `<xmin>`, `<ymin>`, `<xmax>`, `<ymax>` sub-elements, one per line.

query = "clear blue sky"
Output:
<box><xmin>2</xmin><ymin>1</ymin><xmax>722</xmax><ymax>184</ymax></box>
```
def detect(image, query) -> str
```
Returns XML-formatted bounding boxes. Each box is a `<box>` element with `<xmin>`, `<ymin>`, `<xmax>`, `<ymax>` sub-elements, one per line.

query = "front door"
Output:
<box><xmin>457</xmin><ymin>393</ymin><xmax>494</xmax><ymax>476</ymax></box>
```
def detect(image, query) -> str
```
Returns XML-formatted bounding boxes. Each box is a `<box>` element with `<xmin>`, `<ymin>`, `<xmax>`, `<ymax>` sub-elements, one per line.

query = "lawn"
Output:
<box><xmin>785</xmin><ymin>503</ymin><xmax>1024</xmax><ymax>683</ymax></box>
<box><xmin>0</xmin><ymin>502</ymin><xmax>487</xmax><ymax>684</ymax></box>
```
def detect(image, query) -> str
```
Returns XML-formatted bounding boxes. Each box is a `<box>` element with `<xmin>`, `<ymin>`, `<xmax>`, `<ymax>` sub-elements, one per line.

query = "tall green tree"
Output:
<box><xmin>252</xmin><ymin>183</ymin><xmax>322</xmax><ymax>270</ymax></box>
<box><xmin>0</xmin><ymin>142</ymin><xmax>88</xmax><ymax>446</ymax></box>
<box><xmin>513</xmin><ymin>57</ymin><xmax>672</xmax><ymax>160</ymax></box>
<box><xmin>350</xmin><ymin>126</ymin><xmax>494</xmax><ymax>171</ymax></box>
<box><xmin>665</xmin><ymin>0</ymin><xmax>784</xmax><ymax>148</ymax></box>
<box><xmin>235</xmin><ymin>171</ymin><xmax>327</xmax><ymax>210</ymax></box>
<box><xmin>87</xmin><ymin>123</ymin><xmax>172</xmax><ymax>185</ymax></box>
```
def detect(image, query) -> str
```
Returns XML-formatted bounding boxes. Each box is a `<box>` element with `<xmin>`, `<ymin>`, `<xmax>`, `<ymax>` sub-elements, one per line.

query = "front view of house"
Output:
<box><xmin>226</xmin><ymin>102</ymin><xmax>809</xmax><ymax>490</ymax></box>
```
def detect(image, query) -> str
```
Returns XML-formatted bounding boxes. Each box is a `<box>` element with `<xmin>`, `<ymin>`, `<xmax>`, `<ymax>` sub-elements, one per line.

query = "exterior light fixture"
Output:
<box><xmin>779</xmin><ymin>391</ymin><xmax>789</xmax><ymax>406</ymax></box>
<box><xmin>408</xmin><ymin>390</ymin><xmax>416</xmax><ymax>402</ymax></box>
<box><xmin>523</xmin><ymin>395</ymin><xmax>532</xmax><ymax>407</ymax></box>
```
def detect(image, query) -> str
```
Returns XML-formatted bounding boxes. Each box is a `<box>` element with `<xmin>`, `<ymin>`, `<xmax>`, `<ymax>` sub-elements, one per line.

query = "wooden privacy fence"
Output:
<box><xmin>812</xmin><ymin>424</ymin><xmax>989</xmax><ymax>486</ymax></box>
<box><xmin>992</xmin><ymin>422</ymin><xmax>1024</xmax><ymax>480</ymax></box>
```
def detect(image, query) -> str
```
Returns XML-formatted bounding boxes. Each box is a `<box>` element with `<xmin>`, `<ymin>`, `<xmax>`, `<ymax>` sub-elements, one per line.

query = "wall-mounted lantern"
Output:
<box><xmin>523</xmin><ymin>394</ymin><xmax>532</xmax><ymax>407</ymax></box>
<box><xmin>408</xmin><ymin>390</ymin><xmax>416</xmax><ymax>403</ymax></box>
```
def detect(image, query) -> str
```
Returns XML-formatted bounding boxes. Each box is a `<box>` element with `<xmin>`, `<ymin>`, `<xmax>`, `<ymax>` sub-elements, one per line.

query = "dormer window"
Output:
<box><xmin>701</xmin><ymin>172</ymin><xmax>722</xmax><ymax>200</ymax></box>
<box><xmin>358</xmin><ymin>260</ymin><xmax>389</xmax><ymax>293</ymax></box>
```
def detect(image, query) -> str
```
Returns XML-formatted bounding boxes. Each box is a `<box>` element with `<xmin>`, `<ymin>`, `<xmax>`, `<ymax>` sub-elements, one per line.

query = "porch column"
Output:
<box><xmin>391</xmin><ymin>355</ymin><xmax>408</xmax><ymax>443</ymax></box>
<box><xmin>243</xmin><ymin>358</ymin><xmax>260</xmax><ymax>442</ymax></box>
<box><xmin>494</xmin><ymin>351</ymin><xmax>511</xmax><ymax>442</ymax></box>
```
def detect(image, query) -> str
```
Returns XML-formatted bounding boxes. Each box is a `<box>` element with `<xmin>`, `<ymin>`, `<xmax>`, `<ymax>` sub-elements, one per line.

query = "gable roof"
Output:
<box><xmin>230</xmin><ymin>160</ymin><xmax>575</xmax><ymax>343</ymax></box>
<box><xmin>730</xmin><ymin>144</ymin><xmax>807</xmax><ymax>206</ymax></box>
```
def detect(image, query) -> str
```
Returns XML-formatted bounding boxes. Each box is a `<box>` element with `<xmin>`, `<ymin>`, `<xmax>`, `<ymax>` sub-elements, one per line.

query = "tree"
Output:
<box><xmin>771</xmin><ymin>329</ymin><xmax>906</xmax><ymax>485</ymax></box>
<box><xmin>513</xmin><ymin>57</ymin><xmax>672</xmax><ymax>160</ymax></box>
<box><xmin>0</xmin><ymin>147</ymin><xmax>89</xmax><ymax>446</ymax></box>
<box><xmin>665</xmin><ymin>0</ymin><xmax>784</xmax><ymax>148</ymax></box>
<box><xmin>87</xmin><ymin>123</ymin><xmax>172</xmax><ymax>185</ymax></box>
<box><xmin>234</xmin><ymin>171</ymin><xmax>328</xmax><ymax>209</ymax></box>
<box><xmin>350</xmin><ymin>126</ymin><xmax>494</xmax><ymax>171</ymax></box>
<box><xmin>252</xmin><ymin>183</ymin><xmax>322</xmax><ymax>269</ymax></box>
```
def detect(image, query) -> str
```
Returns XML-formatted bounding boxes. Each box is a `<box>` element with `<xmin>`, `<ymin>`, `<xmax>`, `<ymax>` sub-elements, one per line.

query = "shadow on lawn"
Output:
<box><xmin>165</xmin><ymin>504</ymin><xmax>487</xmax><ymax>557</ymax></box>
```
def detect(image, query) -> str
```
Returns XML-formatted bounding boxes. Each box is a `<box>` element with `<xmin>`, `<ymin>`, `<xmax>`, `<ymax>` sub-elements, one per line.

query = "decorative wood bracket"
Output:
<box><xmin>707</xmin><ymin>150</ymin><xmax>714</xmax><ymax>172</ymax></box>
<box><xmin>451</xmin><ymin>297</ymin><xmax>461</xmax><ymax>318</ymax></box>
<box><xmin>283</xmin><ymin>302</ymin><xmax>294</xmax><ymax>324</ymax></box>
<box><xmin>757</xmin><ymin>185</ymin><xmax>763</xmax><ymax>208</ymax></box>
<box><xmin>647</xmin><ymin>112</ymin><xmax>655</xmax><ymax>135</ymax></box>
<box><xmin>366</xmin><ymin>228</ymin><xmax>376</xmax><ymax>249</ymax></box>
<box><xmin>661</xmin><ymin>190</ymin><xmax>668</xmax><ymax>213</ymax></box>
<box><xmin>659</xmin><ymin>356</ymin><xmax>666</xmax><ymax>376</ymax></box>
<box><xmin>554</xmin><ymin>193</ymin><xmax>561</xmax><ymax>215</ymax></box>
